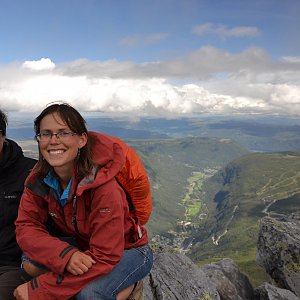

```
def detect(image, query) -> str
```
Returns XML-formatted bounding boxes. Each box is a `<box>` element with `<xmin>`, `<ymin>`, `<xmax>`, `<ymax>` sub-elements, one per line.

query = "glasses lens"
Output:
<box><xmin>36</xmin><ymin>133</ymin><xmax>49</xmax><ymax>142</ymax></box>
<box><xmin>36</xmin><ymin>131</ymin><xmax>76</xmax><ymax>142</ymax></box>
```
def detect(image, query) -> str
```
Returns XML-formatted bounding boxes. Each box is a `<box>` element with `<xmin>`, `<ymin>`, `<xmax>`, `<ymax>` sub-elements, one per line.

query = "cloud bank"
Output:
<box><xmin>0</xmin><ymin>46</ymin><xmax>299</xmax><ymax>116</ymax></box>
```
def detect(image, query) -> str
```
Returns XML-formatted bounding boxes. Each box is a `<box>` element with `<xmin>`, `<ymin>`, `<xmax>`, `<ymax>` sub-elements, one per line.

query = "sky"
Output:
<box><xmin>0</xmin><ymin>0</ymin><xmax>300</xmax><ymax>117</ymax></box>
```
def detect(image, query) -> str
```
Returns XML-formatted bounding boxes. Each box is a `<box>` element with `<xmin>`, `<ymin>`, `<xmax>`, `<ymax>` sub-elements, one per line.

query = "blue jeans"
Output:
<box><xmin>76</xmin><ymin>244</ymin><xmax>153</xmax><ymax>300</ymax></box>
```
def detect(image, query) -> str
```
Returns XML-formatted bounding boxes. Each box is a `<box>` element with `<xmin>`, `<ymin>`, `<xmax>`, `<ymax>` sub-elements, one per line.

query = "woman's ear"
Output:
<box><xmin>78</xmin><ymin>133</ymin><xmax>88</xmax><ymax>149</ymax></box>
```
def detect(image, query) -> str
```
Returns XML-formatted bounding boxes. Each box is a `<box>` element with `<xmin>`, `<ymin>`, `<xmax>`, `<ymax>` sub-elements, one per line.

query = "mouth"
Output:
<box><xmin>48</xmin><ymin>149</ymin><xmax>66</xmax><ymax>155</ymax></box>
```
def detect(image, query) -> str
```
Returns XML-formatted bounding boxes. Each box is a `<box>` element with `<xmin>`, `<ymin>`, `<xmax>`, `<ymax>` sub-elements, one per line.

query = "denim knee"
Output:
<box><xmin>76</xmin><ymin>289</ymin><xmax>111</xmax><ymax>300</ymax></box>
<box><xmin>76</xmin><ymin>245</ymin><xmax>153</xmax><ymax>300</ymax></box>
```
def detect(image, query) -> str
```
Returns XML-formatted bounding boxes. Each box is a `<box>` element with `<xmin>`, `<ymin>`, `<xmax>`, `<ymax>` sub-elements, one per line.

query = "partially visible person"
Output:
<box><xmin>0</xmin><ymin>109</ymin><xmax>36</xmax><ymax>300</ymax></box>
<box><xmin>14</xmin><ymin>103</ymin><xmax>153</xmax><ymax>299</ymax></box>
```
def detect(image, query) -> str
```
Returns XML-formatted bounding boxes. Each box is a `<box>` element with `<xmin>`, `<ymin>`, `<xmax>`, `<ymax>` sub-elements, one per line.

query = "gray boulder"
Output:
<box><xmin>256</xmin><ymin>213</ymin><xmax>300</xmax><ymax>297</ymax></box>
<box><xmin>143</xmin><ymin>252</ymin><xmax>220</xmax><ymax>300</ymax></box>
<box><xmin>201</xmin><ymin>258</ymin><xmax>254</xmax><ymax>300</ymax></box>
<box><xmin>254</xmin><ymin>282</ymin><xmax>300</xmax><ymax>300</ymax></box>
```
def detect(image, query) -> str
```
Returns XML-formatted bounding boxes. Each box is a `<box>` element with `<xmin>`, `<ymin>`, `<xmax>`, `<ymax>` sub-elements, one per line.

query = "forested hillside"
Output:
<box><xmin>188</xmin><ymin>151</ymin><xmax>300</xmax><ymax>286</ymax></box>
<box><xmin>126</xmin><ymin>137</ymin><xmax>249</xmax><ymax>236</ymax></box>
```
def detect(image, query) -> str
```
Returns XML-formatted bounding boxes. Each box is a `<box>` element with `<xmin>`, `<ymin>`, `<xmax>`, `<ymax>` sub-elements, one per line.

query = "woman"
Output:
<box><xmin>0</xmin><ymin>109</ymin><xmax>36</xmax><ymax>300</ymax></box>
<box><xmin>14</xmin><ymin>103</ymin><xmax>153</xmax><ymax>299</ymax></box>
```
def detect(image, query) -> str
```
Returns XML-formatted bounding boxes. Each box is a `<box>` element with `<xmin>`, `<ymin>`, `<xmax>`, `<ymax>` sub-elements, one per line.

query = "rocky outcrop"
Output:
<box><xmin>143</xmin><ymin>252</ymin><xmax>256</xmax><ymax>300</ymax></box>
<box><xmin>256</xmin><ymin>213</ymin><xmax>300</xmax><ymax>298</ymax></box>
<box><xmin>143</xmin><ymin>252</ymin><xmax>220</xmax><ymax>300</ymax></box>
<box><xmin>142</xmin><ymin>213</ymin><xmax>300</xmax><ymax>299</ymax></box>
<box><xmin>254</xmin><ymin>283</ymin><xmax>300</xmax><ymax>300</ymax></box>
<box><xmin>201</xmin><ymin>258</ymin><xmax>254</xmax><ymax>300</ymax></box>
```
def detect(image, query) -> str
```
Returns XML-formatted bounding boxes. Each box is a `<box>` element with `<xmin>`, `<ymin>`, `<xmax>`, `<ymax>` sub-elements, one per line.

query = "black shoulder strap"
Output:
<box><xmin>26</xmin><ymin>180</ymin><xmax>49</xmax><ymax>198</ymax></box>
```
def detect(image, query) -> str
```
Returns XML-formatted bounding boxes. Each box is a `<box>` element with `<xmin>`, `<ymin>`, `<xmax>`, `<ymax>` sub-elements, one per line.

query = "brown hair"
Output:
<box><xmin>0</xmin><ymin>109</ymin><xmax>8</xmax><ymax>136</ymax></box>
<box><xmin>34</xmin><ymin>102</ymin><xmax>93</xmax><ymax>180</ymax></box>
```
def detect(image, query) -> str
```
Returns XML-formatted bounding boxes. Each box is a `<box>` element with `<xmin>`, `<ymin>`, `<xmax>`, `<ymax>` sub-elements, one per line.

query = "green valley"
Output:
<box><xmin>188</xmin><ymin>151</ymin><xmax>300</xmax><ymax>286</ymax></box>
<box><xmin>126</xmin><ymin>137</ymin><xmax>249</xmax><ymax>236</ymax></box>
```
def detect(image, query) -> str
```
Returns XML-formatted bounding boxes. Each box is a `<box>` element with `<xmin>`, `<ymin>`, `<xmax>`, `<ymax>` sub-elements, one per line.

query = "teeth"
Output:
<box><xmin>49</xmin><ymin>150</ymin><xmax>64</xmax><ymax>154</ymax></box>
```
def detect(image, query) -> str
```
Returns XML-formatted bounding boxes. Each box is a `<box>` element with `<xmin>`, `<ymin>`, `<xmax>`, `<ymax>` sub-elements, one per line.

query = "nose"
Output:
<box><xmin>49</xmin><ymin>133</ymin><xmax>60</xmax><ymax>143</ymax></box>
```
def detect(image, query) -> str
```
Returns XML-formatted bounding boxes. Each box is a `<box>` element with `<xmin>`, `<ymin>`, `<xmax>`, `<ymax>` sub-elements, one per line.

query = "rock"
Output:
<box><xmin>201</xmin><ymin>258</ymin><xmax>254</xmax><ymax>300</ymax></box>
<box><xmin>143</xmin><ymin>252</ymin><xmax>220</xmax><ymax>300</ymax></box>
<box><xmin>141</xmin><ymin>212</ymin><xmax>300</xmax><ymax>299</ymax></box>
<box><xmin>256</xmin><ymin>213</ymin><xmax>300</xmax><ymax>297</ymax></box>
<box><xmin>254</xmin><ymin>282</ymin><xmax>300</xmax><ymax>300</ymax></box>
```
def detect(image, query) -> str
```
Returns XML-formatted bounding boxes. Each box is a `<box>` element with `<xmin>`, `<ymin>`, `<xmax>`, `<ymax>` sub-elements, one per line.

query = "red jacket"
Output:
<box><xmin>15</xmin><ymin>133</ymin><xmax>148</xmax><ymax>299</ymax></box>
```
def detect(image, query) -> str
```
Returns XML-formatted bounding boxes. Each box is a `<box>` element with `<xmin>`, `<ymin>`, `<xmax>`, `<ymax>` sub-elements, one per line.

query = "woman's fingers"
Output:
<box><xmin>66</xmin><ymin>251</ymin><xmax>96</xmax><ymax>275</ymax></box>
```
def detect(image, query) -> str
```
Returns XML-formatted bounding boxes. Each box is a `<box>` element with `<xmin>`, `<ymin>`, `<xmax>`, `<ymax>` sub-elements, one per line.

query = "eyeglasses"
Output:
<box><xmin>35</xmin><ymin>131</ymin><xmax>78</xmax><ymax>142</ymax></box>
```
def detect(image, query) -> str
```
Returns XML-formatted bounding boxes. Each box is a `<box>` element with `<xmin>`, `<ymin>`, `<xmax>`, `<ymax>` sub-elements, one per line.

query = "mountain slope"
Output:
<box><xmin>126</xmin><ymin>137</ymin><xmax>249</xmax><ymax>236</ymax></box>
<box><xmin>188</xmin><ymin>151</ymin><xmax>300</xmax><ymax>286</ymax></box>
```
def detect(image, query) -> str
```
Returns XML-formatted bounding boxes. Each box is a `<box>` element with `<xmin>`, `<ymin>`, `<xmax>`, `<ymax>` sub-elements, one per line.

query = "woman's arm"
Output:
<box><xmin>16</xmin><ymin>187</ymin><xmax>79</xmax><ymax>275</ymax></box>
<box><xmin>17</xmin><ymin>181</ymin><xmax>127</xmax><ymax>300</ymax></box>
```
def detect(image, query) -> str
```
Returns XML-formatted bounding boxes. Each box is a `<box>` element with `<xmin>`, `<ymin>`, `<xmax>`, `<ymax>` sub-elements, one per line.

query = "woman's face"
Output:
<box><xmin>38</xmin><ymin>112</ymin><xmax>87</xmax><ymax>177</ymax></box>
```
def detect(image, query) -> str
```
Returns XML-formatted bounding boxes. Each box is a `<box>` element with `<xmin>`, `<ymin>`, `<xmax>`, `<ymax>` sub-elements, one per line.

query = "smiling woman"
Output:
<box><xmin>34</xmin><ymin>112</ymin><xmax>88</xmax><ymax>190</ymax></box>
<box><xmin>13</xmin><ymin>103</ymin><xmax>153</xmax><ymax>300</ymax></box>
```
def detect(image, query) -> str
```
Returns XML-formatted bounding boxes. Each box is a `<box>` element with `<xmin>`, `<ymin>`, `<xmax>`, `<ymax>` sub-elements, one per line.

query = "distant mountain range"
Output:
<box><xmin>8</xmin><ymin>114</ymin><xmax>300</xmax><ymax>152</ymax></box>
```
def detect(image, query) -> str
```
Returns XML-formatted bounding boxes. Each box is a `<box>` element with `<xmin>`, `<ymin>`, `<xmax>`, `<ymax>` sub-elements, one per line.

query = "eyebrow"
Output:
<box><xmin>40</xmin><ymin>128</ymin><xmax>71</xmax><ymax>132</ymax></box>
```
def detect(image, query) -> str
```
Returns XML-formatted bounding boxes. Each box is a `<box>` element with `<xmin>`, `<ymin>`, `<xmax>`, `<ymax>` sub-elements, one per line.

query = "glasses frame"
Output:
<box><xmin>35</xmin><ymin>131</ymin><xmax>78</xmax><ymax>142</ymax></box>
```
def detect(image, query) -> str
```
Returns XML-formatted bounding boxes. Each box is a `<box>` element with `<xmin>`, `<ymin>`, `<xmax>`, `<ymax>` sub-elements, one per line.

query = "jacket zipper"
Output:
<box><xmin>71</xmin><ymin>195</ymin><xmax>80</xmax><ymax>235</ymax></box>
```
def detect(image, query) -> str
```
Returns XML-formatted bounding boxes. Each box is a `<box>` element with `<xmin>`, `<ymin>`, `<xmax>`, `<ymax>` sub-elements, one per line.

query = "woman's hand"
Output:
<box><xmin>14</xmin><ymin>283</ymin><xmax>29</xmax><ymax>300</ymax></box>
<box><xmin>22</xmin><ymin>260</ymin><xmax>47</xmax><ymax>277</ymax></box>
<box><xmin>66</xmin><ymin>251</ymin><xmax>96</xmax><ymax>275</ymax></box>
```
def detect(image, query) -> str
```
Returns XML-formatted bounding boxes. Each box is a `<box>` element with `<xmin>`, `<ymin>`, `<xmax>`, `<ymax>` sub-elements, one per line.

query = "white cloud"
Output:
<box><xmin>282</xmin><ymin>56</ymin><xmax>300</xmax><ymax>63</ymax></box>
<box><xmin>0</xmin><ymin>47</ymin><xmax>299</xmax><ymax>116</ymax></box>
<box><xmin>60</xmin><ymin>46</ymin><xmax>291</xmax><ymax>81</ymax></box>
<box><xmin>22</xmin><ymin>58</ymin><xmax>56</xmax><ymax>71</ymax></box>
<box><xmin>193</xmin><ymin>23</ymin><xmax>261</xmax><ymax>39</ymax></box>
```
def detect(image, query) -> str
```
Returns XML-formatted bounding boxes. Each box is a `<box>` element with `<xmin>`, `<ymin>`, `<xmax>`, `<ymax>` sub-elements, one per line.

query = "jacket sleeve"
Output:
<box><xmin>23</xmin><ymin>181</ymin><xmax>126</xmax><ymax>300</ymax></box>
<box><xmin>16</xmin><ymin>187</ymin><xmax>79</xmax><ymax>275</ymax></box>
